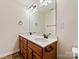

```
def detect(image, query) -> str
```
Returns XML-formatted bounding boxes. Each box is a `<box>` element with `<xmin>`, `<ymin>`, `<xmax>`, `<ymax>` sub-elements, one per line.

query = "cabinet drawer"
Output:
<box><xmin>33</xmin><ymin>52</ymin><xmax>42</xmax><ymax>59</ymax></box>
<box><xmin>22</xmin><ymin>37</ymin><xmax>28</xmax><ymax>45</ymax></box>
<box><xmin>20</xmin><ymin>36</ymin><xmax>28</xmax><ymax>46</ymax></box>
<box><xmin>51</xmin><ymin>42</ymin><xmax>57</xmax><ymax>49</ymax></box>
<box><xmin>28</xmin><ymin>41</ymin><xmax>42</xmax><ymax>56</ymax></box>
<box><xmin>19</xmin><ymin>36</ymin><xmax>28</xmax><ymax>45</ymax></box>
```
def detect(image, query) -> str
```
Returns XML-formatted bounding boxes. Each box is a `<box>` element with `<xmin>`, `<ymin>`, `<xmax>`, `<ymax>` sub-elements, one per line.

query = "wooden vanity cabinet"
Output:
<box><xmin>28</xmin><ymin>48</ymin><xmax>32</xmax><ymax>59</ymax></box>
<box><xmin>19</xmin><ymin>36</ymin><xmax>28</xmax><ymax>59</ymax></box>
<box><xmin>43</xmin><ymin>42</ymin><xmax>57</xmax><ymax>59</ymax></box>
<box><xmin>33</xmin><ymin>52</ymin><xmax>42</xmax><ymax>59</ymax></box>
<box><xmin>28</xmin><ymin>41</ymin><xmax>42</xmax><ymax>59</ymax></box>
<box><xmin>28</xmin><ymin>41</ymin><xmax>42</xmax><ymax>57</ymax></box>
<box><xmin>19</xmin><ymin>35</ymin><xmax>57</xmax><ymax>59</ymax></box>
<box><xmin>28</xmin><ymin>41</ymin><xmax>57</xmax><ymax>59</ymax></box>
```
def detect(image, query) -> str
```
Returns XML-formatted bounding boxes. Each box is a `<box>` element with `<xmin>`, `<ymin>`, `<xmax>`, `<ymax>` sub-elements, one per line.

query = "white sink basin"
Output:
<box><xmin>34</xmin><ymin>38</ymin><xmax>48</xmax><ymax>42</ymax></box>
<box><xmin>19</xmin><ymin>34</ymin><xmax>57</xmax><ymax>47</ymax></box>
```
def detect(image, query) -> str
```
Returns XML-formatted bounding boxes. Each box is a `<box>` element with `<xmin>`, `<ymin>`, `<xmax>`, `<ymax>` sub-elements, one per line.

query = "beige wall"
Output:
<box><xmin>57</xmin><ymin>0</ymin><xmax>78</xmax><ymax>59</ymax></box>
<box><xmin>0</xmin><ymin>0</ymin><xmax>29</xmax><ymax>58</ymax></box>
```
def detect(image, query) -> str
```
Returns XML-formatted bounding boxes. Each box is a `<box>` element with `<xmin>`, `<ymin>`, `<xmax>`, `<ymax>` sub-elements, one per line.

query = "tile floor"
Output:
<box><xmin>0</xmin><ymin>52</ymin><xmax>24</xmax><ymax>59</ymax></box>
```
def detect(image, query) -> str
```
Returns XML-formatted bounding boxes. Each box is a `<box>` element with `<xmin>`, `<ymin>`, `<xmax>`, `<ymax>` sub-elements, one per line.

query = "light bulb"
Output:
<box><xmin>41</xmin><ymin>1</ymin><xmax>48</xmax><ymax>6</ymax></box>
<box><xmin>40</xmin><ymin>0</ymin><xmax>43</xmax><ymax>3</ymax></box>
<box><xmin>31</xmin><ymin>9</ymin><xmax>38</xmax><ymax>14</ymax></box>
<box><xmin>47</xmin><ymin>0</ymin><xmax>52</xmax><ymax>3</ymax></box>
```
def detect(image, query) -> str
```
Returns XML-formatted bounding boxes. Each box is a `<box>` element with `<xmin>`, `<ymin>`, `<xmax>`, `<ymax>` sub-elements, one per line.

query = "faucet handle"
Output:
<box><xmin>28</xmin><ymin>32</ymin><xmax>32</xmax><ymax>35</ymax></box>
<box><xmin>43</xmin><ymin>34</ymin><xmax>48</xmax><ymax>39</ymax></box>
<box><xmin>47</xmin><ymin>33</ymin><xmax>51</xmax><ymax>37</ymax></box>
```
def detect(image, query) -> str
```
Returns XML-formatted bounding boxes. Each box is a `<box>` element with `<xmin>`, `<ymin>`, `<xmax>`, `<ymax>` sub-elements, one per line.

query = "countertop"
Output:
<box><xmin>19</xmin><ymin>33</ymin><xmax>57</xmax><ymax>48</ymax></box>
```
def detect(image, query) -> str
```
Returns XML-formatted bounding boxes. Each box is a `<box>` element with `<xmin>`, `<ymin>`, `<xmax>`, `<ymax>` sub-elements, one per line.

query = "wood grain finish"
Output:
<box><xmin>19</xmin><ymin>35</ymin><xmax>57</xmax><ymax>59</ymax></box>
<box><xmin>28</xmin><ymin>41</ymin><xmax>42</xmax><ymax>56</ymax></box>
<box><xmin>19</xmin><ymin>35</ymin><xmax>28</xmax><ymax>59</ymax></box>
<box><xmin>28</xmin><ymin>48</ymin><xmax>32</xmax><ymax>59</ymax></box>
<box><xmin>33</xmin><ymin>52</ymin><xmax>42</xmax><ymax>59</ymax></box>
<box><xmin>43</xmin><ymin>42</ymin><xmax>57</xmax><ymax>59</ymax></box>
<box><xmin>23</xmin><ymin>49</ymin><xmax>28</xmax><ymax>59</ymax></box>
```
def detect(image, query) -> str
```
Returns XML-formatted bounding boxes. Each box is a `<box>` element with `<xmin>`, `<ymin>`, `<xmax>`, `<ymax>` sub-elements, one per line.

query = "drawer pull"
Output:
<box><xmin>45</xmin><ymin>46</ymin><xmax>54</xmax><ymax>52</ymax></box>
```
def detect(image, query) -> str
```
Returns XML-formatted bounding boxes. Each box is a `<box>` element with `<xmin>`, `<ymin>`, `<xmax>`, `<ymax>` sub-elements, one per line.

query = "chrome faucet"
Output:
<box><xmin>43</xmin><ymin>33</ymin><xmax>51</xmax><ymax>39</ymax></box>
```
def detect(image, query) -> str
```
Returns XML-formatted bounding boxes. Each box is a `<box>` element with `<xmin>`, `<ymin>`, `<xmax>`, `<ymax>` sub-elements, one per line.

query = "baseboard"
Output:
<box><xmin>0</xmin><ymin>49</ymin><xmax>20</xmax><ymax>58</ymax></box>
<box><xmin>57</xmin><ymin>54</ymin><xmax>72</xmax><ymax>59</ymax></box>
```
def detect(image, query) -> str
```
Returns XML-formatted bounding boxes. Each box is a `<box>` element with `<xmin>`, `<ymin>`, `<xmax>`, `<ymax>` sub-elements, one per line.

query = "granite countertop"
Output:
<box><xmin>19</xmin><ymin>33</ymin><xmax>57</xmax><ymax>48</ymax></box>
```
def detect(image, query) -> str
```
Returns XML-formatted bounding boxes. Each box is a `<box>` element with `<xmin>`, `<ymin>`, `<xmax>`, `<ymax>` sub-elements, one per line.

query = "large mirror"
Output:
<box><xmin>28</xmin><ymin>0</ymin><xmax>57</xmax><ymax>35</ymax></box>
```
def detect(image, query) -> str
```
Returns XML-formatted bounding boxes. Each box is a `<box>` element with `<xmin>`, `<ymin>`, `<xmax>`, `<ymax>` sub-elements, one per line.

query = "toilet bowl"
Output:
<box><xmin>72</xmin><ymin>47</ymin><xmax>78</xmax><ymax>59</ymax></box>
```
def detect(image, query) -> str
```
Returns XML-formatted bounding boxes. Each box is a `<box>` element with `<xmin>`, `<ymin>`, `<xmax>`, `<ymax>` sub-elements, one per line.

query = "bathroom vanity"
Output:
<box><xmin>19</xmin><ymin>34</ymin><xmax>57</xmax><ymax>59</ymax></box>
<box><xmin>19</xmin><ymin>0</ymin><xmax>57</xmax><ymax>59</ymax></box>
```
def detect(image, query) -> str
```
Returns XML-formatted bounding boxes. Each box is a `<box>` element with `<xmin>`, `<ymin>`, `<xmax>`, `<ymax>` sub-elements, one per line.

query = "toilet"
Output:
<box><xmin>72</xmin><ymin>47</ymin><xmax>78</xmax><ymax>59</ymax></box>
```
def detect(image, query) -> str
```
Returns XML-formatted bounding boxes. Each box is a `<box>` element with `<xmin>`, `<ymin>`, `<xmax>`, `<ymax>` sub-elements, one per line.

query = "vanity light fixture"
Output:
<box><xmin>40</xmin><ymin>0</ymin><xmax>52</xmax><ymax>6</ymax></box>
<box><xmin>31</xmin><ymin>9</ymin><xmax>38</xmax><ymax>14</ymax></box>
<box><xmin>41</xmin><ymin>1</ymin><xmax>48</xmax><ymax>6</ymax></box>
<box><xmin>27</xmin><ymin>6</ymin><xmax>33</xmax><ymax>12</ymax></box>
<box><xmin>40</xmin><ymin>0</ymin><xmax>44</xmax><ymax>3</ymax></box>
<box><xmin>27</xmin><ymin>4</ymin><xmax>38</xmax><ymax>14</ymax></box>
<box><xmin>47</xmin><ymin>0</ymin><xmax>52</xmax><ymax>3</ymax></box>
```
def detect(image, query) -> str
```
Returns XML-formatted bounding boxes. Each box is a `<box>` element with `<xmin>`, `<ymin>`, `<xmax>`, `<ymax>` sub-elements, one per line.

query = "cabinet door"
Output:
<box><xmin>28</xmin><ymin>41</ymin><xmax>42</xmax><ymax>56</ymax></box>
<box><xmin>23</xmin><ymin>49</ymin><xmax>28</xmax><ymax>59</ymax></box>
<box><xmin>28</xmin><ymin>48</ymin><xmax>32</xmax><ymax>59</ymax></box>
<box><xmin>43</xmin><ymin>42</ymin><xmax>57</xmax><ymax>59</ymax></box>
<box><xmin>33</xmin><ymin>52</ymin><xmax>42</xmax><ymax>59</ymax></box>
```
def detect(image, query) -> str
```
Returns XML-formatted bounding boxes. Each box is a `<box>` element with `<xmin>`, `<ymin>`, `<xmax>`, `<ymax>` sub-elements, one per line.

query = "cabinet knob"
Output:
<box><xmin>45</xmin><ymin>46</ymin><xmax>54</xmax><ymax>52</ymax></box>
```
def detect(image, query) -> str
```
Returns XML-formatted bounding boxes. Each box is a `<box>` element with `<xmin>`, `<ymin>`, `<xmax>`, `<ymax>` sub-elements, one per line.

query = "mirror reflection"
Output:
<box><xmin>28</xmin><ymin>0</ymin><xmax>56</xmax><ymax>37</ymax></box>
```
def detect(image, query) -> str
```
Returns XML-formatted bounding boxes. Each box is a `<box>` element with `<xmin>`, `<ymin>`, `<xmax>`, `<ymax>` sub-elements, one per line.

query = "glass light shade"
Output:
<box><xmin>40</xmin><ymin>0</ymin><xmax>44</xmax><ymax>3</ymax></box>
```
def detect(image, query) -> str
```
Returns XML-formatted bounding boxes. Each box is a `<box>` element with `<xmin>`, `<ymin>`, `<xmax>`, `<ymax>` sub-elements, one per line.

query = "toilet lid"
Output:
<box><xmin>72</xmin><ymin>47</ymin><xmax>78</xmax><ymax>54</ymax></box>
